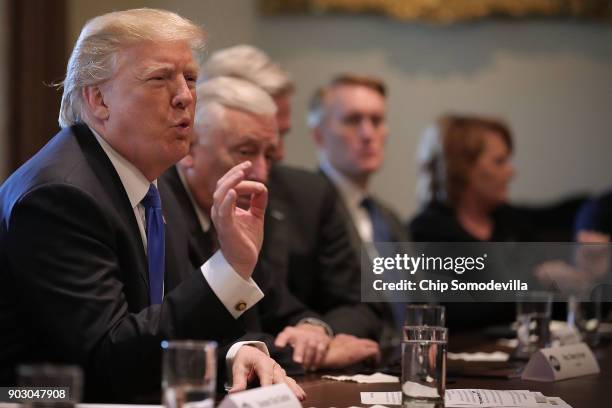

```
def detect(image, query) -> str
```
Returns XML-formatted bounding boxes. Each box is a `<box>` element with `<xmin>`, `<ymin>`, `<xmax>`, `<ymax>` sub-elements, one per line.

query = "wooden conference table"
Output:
<box><xmin>296</xmin><ymin>334</ymin><xmax>611</xmax><ymax>408</ymax></box>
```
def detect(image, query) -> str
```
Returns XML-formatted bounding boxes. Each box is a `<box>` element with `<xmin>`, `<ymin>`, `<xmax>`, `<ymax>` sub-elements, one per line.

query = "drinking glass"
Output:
<box><xmin>567</xmin><ymin>293</ymin><xmax>602</xmax><ymax>347</ymax></box>
<box><xmin>515</xmin><ymin>292</ymin><xmax>553</xmax><ymax>358</ymax></box>
<box><xmin>162</xmin><ymin>340</ymin><xmax>217</xmax><ymax>408</ymax></box>
<box><xmin>404</xmin><ymin>304</ymin><xmax>446</xmax><ymax>328</ymax></box>
<box><xmin>17</xmin><ymin>364</ymin><xmax>83</xmax><ymax>408</ymax></box>
<box><xmin>401</xmin><ymin>326</ymin><xmax>447</xmax><ymax>408</ymax></box>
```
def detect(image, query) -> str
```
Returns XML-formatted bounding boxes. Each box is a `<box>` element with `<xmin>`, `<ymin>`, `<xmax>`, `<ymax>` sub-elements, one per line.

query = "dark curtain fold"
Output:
<box><xmin>8</xmin><ymin>0</ymin><xmax>67</xmax><ymax>172</ymax></box>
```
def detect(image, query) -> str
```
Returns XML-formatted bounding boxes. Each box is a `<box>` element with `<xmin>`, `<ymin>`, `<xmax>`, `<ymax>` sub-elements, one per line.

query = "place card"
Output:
<box><xmin>218</xmin><ymin>383</ymin><xmax>301</xmax><ymax>408</ymax></box>
<box><xmin>521</xmin><ymin>342</ymin><xmax>600</xmax><ymax>382</ymax></box>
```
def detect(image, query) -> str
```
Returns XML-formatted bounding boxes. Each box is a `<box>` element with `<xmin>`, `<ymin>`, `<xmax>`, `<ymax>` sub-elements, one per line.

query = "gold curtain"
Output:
<box><xmin>261</xmin><ymin>0</ymin><xmax>612</xmax><ymax>23</ymax></box>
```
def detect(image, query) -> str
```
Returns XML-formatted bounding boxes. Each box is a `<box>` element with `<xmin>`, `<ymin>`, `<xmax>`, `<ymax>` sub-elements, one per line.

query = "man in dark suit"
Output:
<box><xmin>201</xmin><ymin>46</ymin><xmax>387</xmax><ymax>345</ymax></box>
<box><xmin>307</xmin><ymin>74</ymin><xmax>411</xmax><ymax>346</ymax></box>
<box><xmin>162</xmin><ymin>76</ymin><xmax>381</xmax><ymax>371</ymax></box>
<box><xmin>0</xmin><ymin>9</ymin><xmax>304</xmax><ymax>402</ymax></box>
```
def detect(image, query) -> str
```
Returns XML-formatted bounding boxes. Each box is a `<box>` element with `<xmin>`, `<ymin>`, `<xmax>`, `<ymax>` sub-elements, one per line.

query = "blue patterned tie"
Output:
<box><xmin>142</xmin><ymin>184</ymin><xmax>165</xmax><ymax>305</ymax></box>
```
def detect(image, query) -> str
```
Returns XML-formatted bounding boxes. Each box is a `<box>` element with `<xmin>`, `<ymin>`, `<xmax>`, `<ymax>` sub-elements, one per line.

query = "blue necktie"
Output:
<box><xmin>142</xmin><ymin>184</ymin><xmax>165</xmax><ymax>305</ymax></box>
<box><xmin>361</xmin><ymin>197</ymin><xmax>392</xmax><ymax>243</ymax></box>
<box><xmin>361</xmin><ymin>197</ymin><xmax>405</xmax><ymax>330</ymax></box>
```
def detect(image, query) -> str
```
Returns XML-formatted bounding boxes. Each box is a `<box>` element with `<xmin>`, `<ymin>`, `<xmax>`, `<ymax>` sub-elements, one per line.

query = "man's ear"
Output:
<box><xmin>82</xmin><ymin>85</ymin><xmax>109</xmax><ymax>121</ymax></box>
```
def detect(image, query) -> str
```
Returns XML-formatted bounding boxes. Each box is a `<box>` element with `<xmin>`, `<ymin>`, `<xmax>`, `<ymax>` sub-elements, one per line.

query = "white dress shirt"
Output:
<box><xmin>92</xmin><ymin>129</ymin><xmax>263</xmax><ymax>318</ymax></box>
<box><xmin>175</xmin><ymin>168</ymin><xmax>269</xmax><ymax>384</ymax></box>
<box><xmin>92</xmin><ymin>130</ymin><xmax>269</xmax><ymax>386</ymax></box>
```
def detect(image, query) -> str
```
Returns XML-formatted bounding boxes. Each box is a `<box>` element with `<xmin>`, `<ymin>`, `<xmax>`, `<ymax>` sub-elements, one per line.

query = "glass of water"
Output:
<box><xmin>515</xmin><ymin>292</ymin><xmax>553</xmax><ymax>358</ymax></box>
<box><xmin>162</xmin><ymin>340</ymin><xmax>217</xmax><ymax>408</ymax></box>
<box><xmin>405</xmin><ymin>304</ymin><xmax>446</xmax><ymax>327</ymax></box>
<box><xmin>567</xmin><ymin>292</ymin><xmax>603</xmax><ymax>347</ymax></box>
<box><xmin>401</xmin><ymin>326</ymin><xmax>447</xmax><ymax>408</ymax></box>
<box><xmin>17</xmin><ymin>364</ymin><xmax>83</xmax><ymax>408</ymax></box>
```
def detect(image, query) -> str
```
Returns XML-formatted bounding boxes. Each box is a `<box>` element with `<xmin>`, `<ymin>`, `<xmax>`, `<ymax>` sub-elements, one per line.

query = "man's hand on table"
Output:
<box><xmin>230</xmin><ymin>345</ymin><xmax>306</xmax><ymax>400</ymax></box>
<box><xmin>274</xmin><ymin>323</ymin><xmax>331</xmax><ymax>370</ymax></box>
<box><xmin>320</xmin><ymin>334</ymin><xmax>381</xmax><ymax>369</ymax></box>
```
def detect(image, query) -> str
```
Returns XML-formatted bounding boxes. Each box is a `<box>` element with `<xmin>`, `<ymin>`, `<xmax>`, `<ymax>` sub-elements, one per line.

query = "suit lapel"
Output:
<box><xmin>161</xmin><ymin>167</ymin><xmax>214</xmax><ymax>269</ymax></box>
<box><xmin>73</xmin><ymin>124</ymin><xmax>149</xmax><ymax>288</ymax></box>
<box><xmin>318</xmin><ymin>170</ymin><xmax>364</xmax><ymax>258</ymax></box>
<box><xmin>259</xmin><ymin>192</ymin><xmax>290</xmax><ymax>283</ymax></box>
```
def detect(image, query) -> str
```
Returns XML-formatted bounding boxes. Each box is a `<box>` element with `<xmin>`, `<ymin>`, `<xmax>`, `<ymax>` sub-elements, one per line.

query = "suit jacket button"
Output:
<box><xmin>234</xmin><ymin>301</ymin><xmax>247</xmax><ymax>311</ymax></box>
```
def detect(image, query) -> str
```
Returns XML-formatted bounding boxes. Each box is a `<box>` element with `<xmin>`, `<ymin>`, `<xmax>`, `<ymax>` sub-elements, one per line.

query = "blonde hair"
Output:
<box><xmin>59</xmin><ymin>8</ymin><xmax>206</xmax><ymax>128</ymax></box>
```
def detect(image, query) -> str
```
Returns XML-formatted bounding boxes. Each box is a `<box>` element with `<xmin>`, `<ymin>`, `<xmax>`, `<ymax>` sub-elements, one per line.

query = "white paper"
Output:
<box><xmin>360</xmin><ymin>391</ymin><xmax>402</xmax><ymax>405</ymax></box>
<box><xmin>322</xmin><ymin>372</ymin><xmax>399</xmax><ymax>383</ymax></box>
<box><xmin>79</xmin><ymin>406</ymin><xmax>161</xmax><ymax>408</ymax></box>
<box><xmin>448</xmin><ymin>351</ymin><xmax>509</xmax><ymax>362</ymax></box>
<box><xmin>496</xmin><ymin>338</ymin><xmax>519</xmax><ymax>348</ymax></box>
<box><xmin>359</xmin><ymin>390</ymin><xmax>573</xmax><ymax>408</ymax></box>
<box><xmin>402</xmin><ymin>381</ymin><xmax>441</xmax><ymax>399</ymax></box>
<box><xmin>218</xmin><ymin>383</ymin><xmax>300</xmax><ymax>408</ymax></box>
<box><xmin>445</xmin><ymin>389</ymin><xmax>536</xmax><ymax>407</ymax></box>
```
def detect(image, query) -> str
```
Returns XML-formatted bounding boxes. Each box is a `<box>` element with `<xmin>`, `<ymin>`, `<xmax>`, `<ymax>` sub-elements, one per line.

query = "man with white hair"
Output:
<box><xmin>0</xmin><ymin>9</ymin><xmax>304</xmax><ymax>402</ymax></box>
<box><xmin>202</xmin><ymin>46</ymin><xmax>387</xmax><ymax>344</ymax></box>
<box><xmin>161</xmin><ymin>76</ymin><xmax>381</xmax><ymax>372</ymax></box>
<box><xmin>203</xmin><ymin>44</ymin><xmax>293</xmax><ymax>161</ymax></box>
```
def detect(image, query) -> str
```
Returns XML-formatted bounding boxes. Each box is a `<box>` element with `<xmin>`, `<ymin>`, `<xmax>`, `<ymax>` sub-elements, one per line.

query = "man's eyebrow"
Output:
<box><xmin>232</xmin><ymin>136</ymin><xmax>260</xmax><ymax>146</ymax></box>
<box><xmin>184</xmin><ymin>63</ymin><xmax>199</xmax><ymax>75</ymax></box>
<box><xmin>137</xmin><ymin>63</ymin><xmax>174</xmax><ymax>78</ymax></box>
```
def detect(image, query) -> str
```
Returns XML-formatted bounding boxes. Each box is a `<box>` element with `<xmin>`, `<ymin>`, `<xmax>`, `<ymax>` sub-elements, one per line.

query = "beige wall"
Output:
<box><xmin>68</xmin><ymin>0</ymin><xmax>612</xmax><ymax>220</ymax></box>
<box><xmin>0</xmin><ymin>0</ymin><xmax>8</xmax><ymax>181</ymax></box>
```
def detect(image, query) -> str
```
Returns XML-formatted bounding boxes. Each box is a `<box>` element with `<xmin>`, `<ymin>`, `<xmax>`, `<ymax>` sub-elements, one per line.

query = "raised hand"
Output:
<box><xmin>211</xmin><ymin>161</ymin><xmax>268</xmax><ymax>279</ymax></box>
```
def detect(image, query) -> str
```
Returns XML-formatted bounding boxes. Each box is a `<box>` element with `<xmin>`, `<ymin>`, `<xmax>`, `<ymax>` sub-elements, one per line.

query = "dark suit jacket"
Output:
<box><xmin>318</xmin><ymin>170</ymin><xmax>410</xmax><ymax>346</ymax></box>
<box><xmin>265</xmin><ymin>165</ymin><xmax>385</xmax><ymax>340</ymax></box>
<box><xmin>159</xmin><ymin>166</ymin><xmax>316</xmax><ymax>335</ymax></box>
<box><xmin>0</xmin><ymin>124</ymin><xmax>244</xmax><ymax>401</ymax></box>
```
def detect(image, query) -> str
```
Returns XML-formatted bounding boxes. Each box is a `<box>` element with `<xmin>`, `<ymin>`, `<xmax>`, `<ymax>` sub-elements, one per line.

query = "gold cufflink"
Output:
<box><xmin>234</xmin><ymin>301</ymin><xmax>247</xmax><ymax>311</ymax></box>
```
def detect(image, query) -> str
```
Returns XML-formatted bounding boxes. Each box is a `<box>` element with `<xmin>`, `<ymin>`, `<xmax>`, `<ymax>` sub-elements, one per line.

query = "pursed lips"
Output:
<box><xmin>173</xmin><ymin>118</ymin><xmax>191</xmax><ymax>128</ymax></box>
<box><xmin>171</xmin><ymin>118</ymin><xmax>192</xmax><ymax>138</ymax></box>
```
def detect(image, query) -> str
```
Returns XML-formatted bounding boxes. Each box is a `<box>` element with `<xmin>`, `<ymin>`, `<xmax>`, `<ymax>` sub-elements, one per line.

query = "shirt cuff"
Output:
<box><xmin>225</xmin><ymin>341</ymin><xmax>269</xmax><ymax>391</ymax></box>
<box><xmin>201</xmin><ymin>251</ymin><xmax>264</xmax><ymax>318</ymax></box>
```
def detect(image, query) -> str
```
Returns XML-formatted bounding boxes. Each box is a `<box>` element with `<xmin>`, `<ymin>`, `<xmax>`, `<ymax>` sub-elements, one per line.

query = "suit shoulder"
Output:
<box><xmin>0</xmin><ymin>127</ymin><xmax>109</xmax><ymax>224</ymax></box>
<box><xmin>269</xmin><ymin>164</ymin><xmax>334</xmax><ymax>199</ymax></box>
<box><xmin>270</xmin><ymin>164</ymin><xmax>323</xmax><ymax>185</ymax></box>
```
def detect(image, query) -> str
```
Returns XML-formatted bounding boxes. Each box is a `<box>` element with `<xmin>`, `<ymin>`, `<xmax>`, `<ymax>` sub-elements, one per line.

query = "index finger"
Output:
<box><xmin>213</xmin><ymin>161</ymin><xmax>252</xmax><ymax>210</ymax></box>
<box><xmin>252</xmin><ymin>358</ymin><xmax>273</xmax><ymax>387</ymax></box>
